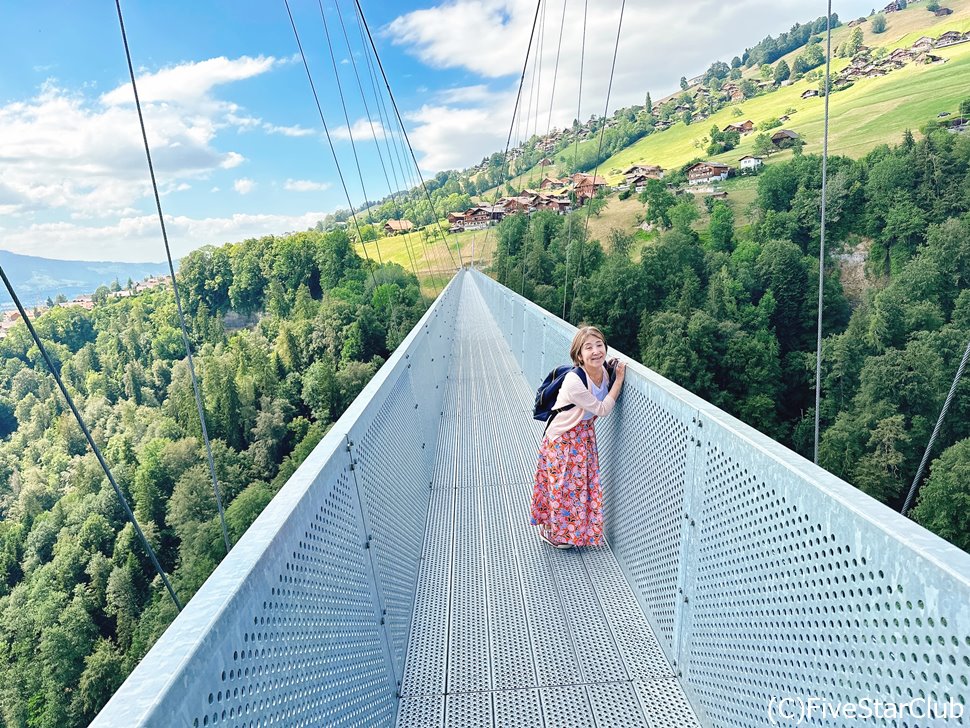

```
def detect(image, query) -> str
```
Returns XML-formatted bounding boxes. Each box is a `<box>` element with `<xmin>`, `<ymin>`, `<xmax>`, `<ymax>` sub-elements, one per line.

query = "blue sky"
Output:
<box><xmin>0</xmin><ymin>0</ymin><xmax>874</xmax><ymax>262</ymax></box>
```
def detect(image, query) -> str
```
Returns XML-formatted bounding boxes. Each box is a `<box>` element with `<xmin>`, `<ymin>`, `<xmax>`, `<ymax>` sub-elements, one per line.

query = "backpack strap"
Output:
<box><xmin>542</xmin><ymin>367</ymin><xmax>587</xmax><ymax>434</ymax></box>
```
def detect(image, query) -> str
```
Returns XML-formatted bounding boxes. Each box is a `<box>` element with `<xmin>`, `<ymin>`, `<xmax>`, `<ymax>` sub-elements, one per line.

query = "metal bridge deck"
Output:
<box><xmin>396</xmin><ymin>282</ymin><xmax>701</xmax><ymax>728</ymax></box>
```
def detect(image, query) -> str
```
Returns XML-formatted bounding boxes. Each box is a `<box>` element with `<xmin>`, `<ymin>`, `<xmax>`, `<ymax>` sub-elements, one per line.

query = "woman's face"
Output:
<box><xmin>579</xmin><ymin>335</ymin><xmax>606</xmax><ymax>368</ymax></box>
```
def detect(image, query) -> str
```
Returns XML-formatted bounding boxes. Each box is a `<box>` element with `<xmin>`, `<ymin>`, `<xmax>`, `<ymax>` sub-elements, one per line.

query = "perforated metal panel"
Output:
<box><xmin>93</xmin><ymin>274</ymin><xmax>463</xmax><ymax>727</ymax></box>
<box><xmin>684</xmin><ymin>430</ymin><xmax>970</xmax><ymax>727</ymax></box>
<box><xmin>351</xmin><ymin>372</ymin><xmax>430</xmax><ymax>683</ymax></box>
<box><xmin>471</xmin><ymin>268</ymin><xmax>970</xmax><ymax>728</ymax></box>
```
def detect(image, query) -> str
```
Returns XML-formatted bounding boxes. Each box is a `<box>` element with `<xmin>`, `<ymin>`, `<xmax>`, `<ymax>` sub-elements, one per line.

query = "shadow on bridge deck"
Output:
<box><xmin>396</xmin><ymin>282</ymin><xmax>700</xmax><ymax>727</ymax></box>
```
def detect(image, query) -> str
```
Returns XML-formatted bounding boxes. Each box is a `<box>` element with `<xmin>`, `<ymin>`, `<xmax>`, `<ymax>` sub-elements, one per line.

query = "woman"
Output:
<box><xmin>531</xmin><ymin>325</ymin><xmax>626</xmax><ymax>548</ymax></box>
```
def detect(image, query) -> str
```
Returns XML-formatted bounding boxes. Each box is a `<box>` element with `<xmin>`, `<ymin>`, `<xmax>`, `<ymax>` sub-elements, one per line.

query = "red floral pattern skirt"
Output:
<box><xmin>530</xmin><ymin>419</ymin><xmax>604</xmax><ymax>547</ymax></box>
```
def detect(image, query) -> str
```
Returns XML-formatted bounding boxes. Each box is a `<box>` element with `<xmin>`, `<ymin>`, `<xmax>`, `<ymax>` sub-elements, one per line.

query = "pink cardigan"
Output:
<box><xmin>543</xmin><ymin>369</ymin><xmax>616</xmax><ymax>443</ymax></box>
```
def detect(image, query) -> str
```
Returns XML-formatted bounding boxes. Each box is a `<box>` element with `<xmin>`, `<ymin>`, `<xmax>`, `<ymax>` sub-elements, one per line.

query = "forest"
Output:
<box><xmin>0</xmin><ymin>229</ymin><xmax>427</xmax><ymax>726</ymax></box>
<box><xmin>491</xmin><ymin>125</ymin><xmax>970</xmax><ymax>553</ymax></box>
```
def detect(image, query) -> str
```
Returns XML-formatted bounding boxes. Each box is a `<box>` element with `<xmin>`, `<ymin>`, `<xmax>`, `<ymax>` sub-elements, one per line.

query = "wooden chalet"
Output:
<box><xmin>623</xmin><ymin>164</ymin><xmax>664</xmax><ymax>184</ymax></box>
<box><xmin>687</xmin><ymin>162</ymin><xmax>731</xmax><ymax>185</ymax></box>
<box><xmin>447</xmin><ymin>211</ymin><xmax>466</xmax><ymax>232</ymax></box>
<box><xmin>384</xmin><ymin>219</ymin><xmax>414</xmax><ymax>235</ymax></box>
<box><xmin>801</xmin><ymin>89</ymin><xmax>820</xmax><ymax>99</ymax></box>
<box><xmin>573</xmin><ymin>174</ymin><xmax>607</xmax><ymax>203</ymax></box>
<box><xmin>936</xmin><ymin>31</ymin><xmax>969</xmax><ymax>48</ymax></box>
<box><xmin>722</xmin><ymin>120</ymin><xmax>754</xmax><ymax>134</ymax></box>
<box><xmin>771</xmin><ymin>129</ymin><xmax>801</xmax><ymax>146</ymax></box>
<box><xmin>539</xmin><ymin>176</ymin><xmax>567</xmax><ymax>190</ymax></box>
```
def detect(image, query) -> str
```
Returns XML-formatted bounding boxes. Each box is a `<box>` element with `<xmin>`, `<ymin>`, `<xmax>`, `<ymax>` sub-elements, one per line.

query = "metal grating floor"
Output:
<box><xmin>396</xmin><ymin>281</ymin><xmax>702</xmax><ymax>728</ymax></box>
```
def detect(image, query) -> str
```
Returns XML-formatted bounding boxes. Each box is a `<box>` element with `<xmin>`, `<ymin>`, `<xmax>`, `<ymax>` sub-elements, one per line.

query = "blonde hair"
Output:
<box><xmin>569</xmin><ymin>325</ymin><xmax>607</xmax><ymax>366</ymax></box>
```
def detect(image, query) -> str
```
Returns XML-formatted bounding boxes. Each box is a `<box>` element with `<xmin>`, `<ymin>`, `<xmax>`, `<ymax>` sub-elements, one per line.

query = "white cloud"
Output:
<box><xmin>389</xmin><ymin>0</ymin><xmax>877</xmax><ymax>173</ymax></box>
<box><xmin>101</xmin><ymin>55</ymin><xmax>278</xmax><ymax>107</ymax></box>
<box><xmin>0</xmin><ymin>54</ymin><xmax>285</xmax><ymax>221</ymax></box>
<box><xmin>332</xmin><ymin>117</ymin><xmax>391</xmax><ymax>142</ymax></box>
<box><xmin>263</xmin><ymin>122</ymin><xmax>315</xmax><ymax>137</ymax></box>
<box><xmin>406</xmin><ymin>104</ymin><xmax>510</xmax><ymax>172</ymax></box>
<box><xmin>0</xmin><ymin>211</ymin><xmax>333</xmax><ymax>263</ymax></box>
<box><xmin>220</xmin><ymin>152</ymin><xmax>246</xmax><ymax>169</ymax></box>
<box><xmin>284</xmin><ymin>179</ymin><xmax>332</xmax><ymax>192</ymax></box>
<box><xmin>436</xmin><ymin>84</ymin><xmax>500</xmax><ymax>104</ymax></box>
<box><xmin>234</xmin><ymin>178</ymin><xmax>256</xmax><ymax>194</ymax></box>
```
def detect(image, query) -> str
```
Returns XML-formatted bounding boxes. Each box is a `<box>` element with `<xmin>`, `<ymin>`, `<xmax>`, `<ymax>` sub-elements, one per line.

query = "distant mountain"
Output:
<box><xmin>0</xmin><ymin>250</ymin><xmax>171</xmax><ymax>309</ymax></box>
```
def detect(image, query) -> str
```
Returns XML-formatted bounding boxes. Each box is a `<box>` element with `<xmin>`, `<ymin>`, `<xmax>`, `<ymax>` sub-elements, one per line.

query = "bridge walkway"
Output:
<box><xmin>395</xmin><ymin>281</ymin><xmax>701</xmax><ymax>727</ymax></box>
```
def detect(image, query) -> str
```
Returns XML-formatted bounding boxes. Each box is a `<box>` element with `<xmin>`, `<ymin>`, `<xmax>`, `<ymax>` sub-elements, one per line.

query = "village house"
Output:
<box><xmin>687</xmin><ymin>162</ymin><xmax>731</xmax><ymax>185</ymax></box>
<box><xmin>539</xmin><ymin>176</ymin><xmax>567</xmax><ymax>190</ymax></box>
<box><xmin>801</xmin><ymin>88</ymin><xmax>820</xmax><ymax>99</ymax></box>
<box><xmin>535</xmin><ymin>194</ymin><xmax>571</xmax><ymax>213</ymax></box>
<box><xmin>882</xmin><ymin>1</ymin><xmax>903</xmax><ymax>12</ymax></box>
<box><xmin>383</xmin><ymin>219</ymin><xmax>414</xmax><ymax>236</ymax></box>
<box><xmin>447</xmin><ymin>211</ymin><xmax>466</xmax><ymax>232</ymax></box>
<box><xmin>771</xmin><ymin>129</ymin><xmax>801</xmax><ymax>147</ymax></box>
<box><xmin>738</xmin><ymin>155</ymin><xmax>763</xmax><ymax>170</ymax></box>
<box><xmin>623</xmin><ymin>164</ymin><xmax>664</xmax><ymax>184</ymax></box>
<box><xmin>723</xmin><ymin>120</ymin><xmax>755</xmax><ymax>134</ymax></box>
<box><xmin>934</xmin><ymin>7</ymin><xmax>953</xmax><ymax>16</ymax></box>
<box><xmin>463</xmin><ymin>207</ymin><xmax>491</xmax><ymax>230</ymax></box>
<box><xmin>914</xmin><ymin>51</ymin><xmax>947</xmax><ymax>65</ymax></box>
<box><xmin>889</xmin><ymin>48</ymin><xmax>913</xmax><ymax>62</ymax></box>
<box><xmin>537</xmin><ymin>157</ymin><xmax>554</xmax><ymax>167</ymax></box>
<box><xmin>935</xmin><ymin>30</ymin><xmax>969</xmax><ymax>48</ymax></box>
<box><xmin>572</xmin><ymin>173</ymin><xmax>608</xmax><ymax>203</ymax></box>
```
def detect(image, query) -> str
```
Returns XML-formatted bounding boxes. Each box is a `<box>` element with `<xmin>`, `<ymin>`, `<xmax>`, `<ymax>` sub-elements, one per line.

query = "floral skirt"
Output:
<box><xmin>530</xmin><ymin>419</ymin><xmax>604</xmax><ymax>547</ymax></box>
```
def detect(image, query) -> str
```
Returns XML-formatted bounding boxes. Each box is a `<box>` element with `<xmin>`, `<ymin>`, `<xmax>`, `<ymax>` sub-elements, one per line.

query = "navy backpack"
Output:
<box><xmin>533</xmin><ymin>365</ymin><xmax>587</xmax><ymax>428</ymax></box>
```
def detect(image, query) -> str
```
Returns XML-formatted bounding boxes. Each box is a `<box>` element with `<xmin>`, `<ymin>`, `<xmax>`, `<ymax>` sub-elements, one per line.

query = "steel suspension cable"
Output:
<box><xmin>561</xmin><ymin>0</ymin><xmax>587</xmax><ymax>319</ymax></box>
<box><xmin>520</xmin><ymin>0</ymin><xmax>548</xmax><ymax>296</ymax></box>
<box><xmin>115</xmin><ymin>0</ymin><xmax>231</xmax><ymax>556</ymax></box>
<box><xmin>348</xmin><ymin>1</ymin><xmax>444</xmax><ymax>293</ymax></box>
<box><xmin>570</xmin><ymin>0</ymin><xmax>626</xmax><ymax>318</ymax></box>
<box><xmin>813</xmin><ymin>0</ymin><xmax>834</xmax><ymax>465</ymax></box>
<box><xmin>0</xmin><ymin>266</ymin><xmax>183</xmax><ymax>611</ymax></box>
<box><xmin>538</xmin><ymin>0</ymin><xmax>568</xmax><ymax>186</ymax></box>
<box><xmin>477</xmin><ymin>0</ymin><xmax>543</xmax><ymax>286</ymax></box>
<box><xmin>901</xmin><ymin>337</ymin><xmax>970</xmax><ymax>516</ymax></box>
<box><xmin>283</xmin><ymin>0</ymin><xmax>381</xmax><ymax>292</ymax></box>
<box><xmin>352</xmin><ymin>10</ymin><xmax>453</xmax><ymax>286</ymax></box>
<box><xmin>316</xmin><ymin>0</ymin><xmax>385</xmax><ymax>271</ymax></box>
<box><xmin>331</xmin><ymin>0</ymin><xmax>422</xmax><ymax>289</ymax></box>
<box><xmin>354</xmin><ymin>0</ymin><xmax>462</xmax><ymax>270</ymax></box>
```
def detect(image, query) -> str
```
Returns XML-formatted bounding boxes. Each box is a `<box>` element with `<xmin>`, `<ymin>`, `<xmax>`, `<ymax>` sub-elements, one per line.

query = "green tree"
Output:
<box><xmin>754</xmin><ymin>132</ymin><xmax>773</xmax><ymax>158</ymax></box>
<box><xmin>773</xmin><ymin>59</ymin><xmax>791</xmax><ymax>84</ymax></box>
<box><xmin>911</xmin><ymin>438</ymin><xmax>970</xmax><ymax>552</ymax></box>
<box><xmin>871</xmin><ymin>13</ymin><xmax>887</xmax><ymax>33</ymax></box>
<box><xmin>846</xmin><ymin>27</ymin><xmax>864</xmax><ymax>55</ymax></box>
<box><xmin>709</xmin><ymin>202</ymin><xmax>735</xmax><ymax>252</ymax></box>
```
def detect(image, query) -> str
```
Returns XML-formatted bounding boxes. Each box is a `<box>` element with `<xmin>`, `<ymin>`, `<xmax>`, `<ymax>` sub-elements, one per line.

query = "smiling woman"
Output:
<box><xmin>530</xmin><ymin>324</ymin><xmax>626</xmax><ymax>548</ymax></box>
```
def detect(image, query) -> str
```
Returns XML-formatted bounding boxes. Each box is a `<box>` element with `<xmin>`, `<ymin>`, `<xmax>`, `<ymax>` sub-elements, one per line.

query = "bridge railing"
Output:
<box><xmin>471</xmin><ymin>269</ymin><xmax>970</xmax><ymax>728</ymax></box>
<box><xmin>93</xmin><ymin>273</ymin><xmax>462</xmax><ymax>727</ymax></box>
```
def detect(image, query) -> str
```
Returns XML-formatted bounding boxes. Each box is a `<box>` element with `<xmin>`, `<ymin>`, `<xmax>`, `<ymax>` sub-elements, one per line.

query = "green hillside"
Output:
<box><xmin>603</xmin><ymin>1</ymin><xmax>970</xmax><ymax>178</ymax></box>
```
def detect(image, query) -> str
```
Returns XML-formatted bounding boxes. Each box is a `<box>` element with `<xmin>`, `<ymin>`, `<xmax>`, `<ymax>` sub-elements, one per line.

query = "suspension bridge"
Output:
<box><xmin>2</xmin><ymin>2</ymin><xmax>968</xmax><ymax>726</ymax></box>
<box><xmin>89</xmin><ymin>269</ymin><xmax>970</xmax><ymax>727</ymax></box>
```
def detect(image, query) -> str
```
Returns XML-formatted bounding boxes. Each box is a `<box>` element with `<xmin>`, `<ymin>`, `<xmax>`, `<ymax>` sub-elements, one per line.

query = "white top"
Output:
<box><xmin>545</xmin><ymin>370</ymin><xmax>617</xmax><ymax>443</ymax></box>
<box><xmin>582</xmin><ymin>371</ymin><xmax>610</xmax><ymax>421</ymax></box>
